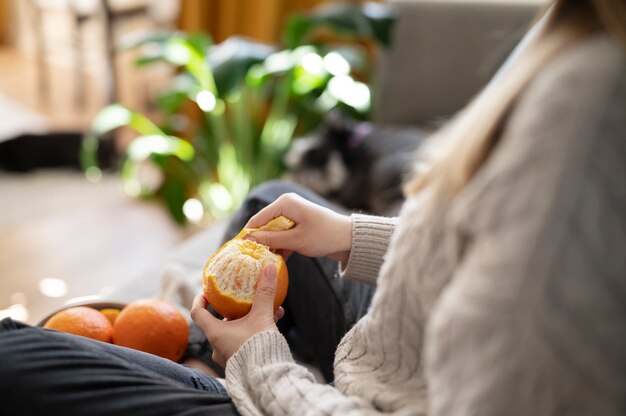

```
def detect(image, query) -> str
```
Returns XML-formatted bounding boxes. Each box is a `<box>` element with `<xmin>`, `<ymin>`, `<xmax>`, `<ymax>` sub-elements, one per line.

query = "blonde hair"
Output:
<box><xmin>405</xmin><ymin>0</ymin><xmax>626</xmax><ymax>211</ymax></box>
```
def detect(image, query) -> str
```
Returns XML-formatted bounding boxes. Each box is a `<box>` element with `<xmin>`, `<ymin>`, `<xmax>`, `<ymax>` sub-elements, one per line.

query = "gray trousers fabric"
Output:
<box><xmin>0</xmin><ymin>317</ymin><xmax>236</xmax><ymax>416</ymax></box>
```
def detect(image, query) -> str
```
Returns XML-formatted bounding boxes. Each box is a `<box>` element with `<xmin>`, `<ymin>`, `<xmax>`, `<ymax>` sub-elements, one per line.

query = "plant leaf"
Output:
<box><xmin>208</xmin><ymin>36</ymin><xmax>276</xmax><ymax>96</ymax></box>
<box><xmin>362</xmin><ymin>2</ymin><xmax>397</xmax><ymax>47</ymax></box>
<box><xmin>127</xmin><ymin>135</ymin><xmax>195</xmax><ymax>162</ymax></box>
<box><xmin>284</xmin><ymin>2</ymin><xmax>396</xmax><ymax>48</ymax></box>
<box><xmin>134</xmin><ymin>55</ymin><xmax>166</xmax><ymax>67</ymax></box>
<box><xmin>185</xmin><ymin>32</ymin><xmax>212</xmax><ymax>56</ymax></box>
<box><xmin>156</xmin><ymin>90</ymin><xmax>188</xmax><ymax>113</ymax></box>
<box><xmin>91</xmin><ymin>104</ymin><xmax>164</xmax><ymax>137</ymax></box>
<box><xmin>80</xmin><ymin>131</ymin><xmax>100</xmax><ymax>171</ymax></box>
<box><xmin>284</xmin><ymin>14</ymin><xmax>312</xmax><ymax>50</ymax></box>
<box><xmin>170</xmin><ymin>37</ymin><xmax>217</xmax><ymax>93</ymax></box>
<box><xmin>161</xmin><ymin>177</ymin><xmax>187</xmax><ymax>224</ymax></box>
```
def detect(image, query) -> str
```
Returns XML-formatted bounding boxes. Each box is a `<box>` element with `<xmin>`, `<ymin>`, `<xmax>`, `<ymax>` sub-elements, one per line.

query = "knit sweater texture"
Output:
<box><xmin>225</xmin><ymin>35</ymin><xmax>626</xmax><ymax>415</ymax></box>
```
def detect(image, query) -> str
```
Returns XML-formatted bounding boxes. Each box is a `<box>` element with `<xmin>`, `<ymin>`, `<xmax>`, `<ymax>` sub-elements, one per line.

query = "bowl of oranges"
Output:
<box><xmin>37</xmin><ymin>299</ymin><xmax>189</xmax><ymax>362</ymax></box>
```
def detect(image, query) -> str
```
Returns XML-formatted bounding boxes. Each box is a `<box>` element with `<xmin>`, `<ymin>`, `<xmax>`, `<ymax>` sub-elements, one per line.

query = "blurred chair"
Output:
<box><xmin>27</xmin><ymin>0</ymin><xmax>180</xmax><ymax>109</ymax></box>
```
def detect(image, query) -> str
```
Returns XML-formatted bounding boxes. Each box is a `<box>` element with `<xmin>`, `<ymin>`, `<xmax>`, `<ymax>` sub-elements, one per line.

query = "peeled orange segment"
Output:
<box><xmin>202</xmin><ymin>216</ymin><xmax>292</xmax><ymax>320</ymax></box>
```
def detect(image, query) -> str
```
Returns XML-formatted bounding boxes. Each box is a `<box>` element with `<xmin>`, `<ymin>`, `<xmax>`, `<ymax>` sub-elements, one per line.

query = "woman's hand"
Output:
<box><xmin>245</xmin><ymin>193</ymin><xmax>352</xmax><ymax>263</ymax></box>
<box><xmin>190</xmin><ymin>264</ymin><xmax>285</xmax><ymax>367</ymax></box>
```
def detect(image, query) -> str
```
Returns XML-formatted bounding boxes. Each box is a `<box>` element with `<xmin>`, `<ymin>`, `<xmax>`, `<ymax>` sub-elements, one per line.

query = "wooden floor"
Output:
<box><xmin>0</xmin><ymin>48</ymin><xmax>192</xmax><ymax>325</ymax></box>
<box><xmin>0</xmin><ymin>171</ymin><xmax>191</xmax><ymax>325</ymax></box>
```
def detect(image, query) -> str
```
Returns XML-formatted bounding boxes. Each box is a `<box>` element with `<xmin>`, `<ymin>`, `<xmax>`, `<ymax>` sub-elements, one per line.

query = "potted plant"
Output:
<box><xmin>82</xmin><ymin>1</ymin><xmax>395</xmax><ymax>224</ymax></box>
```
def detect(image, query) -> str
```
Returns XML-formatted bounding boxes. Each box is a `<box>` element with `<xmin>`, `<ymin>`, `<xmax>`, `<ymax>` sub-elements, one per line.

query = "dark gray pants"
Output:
<box><xmin>0</xmin><ymin>318</ymin><xmax>235</xmax><ymax>416</ymax></box>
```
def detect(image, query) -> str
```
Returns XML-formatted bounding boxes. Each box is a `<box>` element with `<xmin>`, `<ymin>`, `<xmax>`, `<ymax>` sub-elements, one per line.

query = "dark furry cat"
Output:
<box><xmin>0</xmin><ymin>133</ymin><xmax>117</xmax><ymax>172</ymax></box>
<box><xmin>284</xmin><ymin>113</ymin><xmax>425</xmax><ymax>216</ymax></box>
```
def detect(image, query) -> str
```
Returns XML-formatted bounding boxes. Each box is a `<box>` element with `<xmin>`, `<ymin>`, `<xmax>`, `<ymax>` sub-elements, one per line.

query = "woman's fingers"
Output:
<box><xmin>243</xmin><ymin>193</ymin><xmax>354</xmax><ymax>259</ymax></box>
<box><xmin>245</xmin><ymin>193</ymin><xmax>303</xmax><ymax>229</ymax></box>
<box><xmin>244</xmin><ymin>203</ymin><xmax>287</xmax><ymax>229</ymax></box>
<box><xmin>191</xmin><ymin>266</ymin><xmax>282</xmax><ymax>367</ymax></box>
<box><xmin>190</xmin><ymin>294</ymin><xmax>222</xmax><ymax>336</ymax></box>
<box><xmin>245</xmin><ymin>229</ymin><xmax>299</xmax><ymax>251</ymax></box>
<box><xmin>274</xmin><ymin>306</ymin><xmax>285</xmax><ymax>323</ymax></box>
<box><xmin>211</xmin><ymin>350</ymin><xmax>226</xmax><ymax>368</ymax></box>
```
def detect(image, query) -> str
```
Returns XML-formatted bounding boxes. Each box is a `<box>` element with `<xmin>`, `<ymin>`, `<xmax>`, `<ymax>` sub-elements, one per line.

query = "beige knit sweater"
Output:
<box><xmin>225</xmin><ymin>35</ymin><xmax>626</xmax><ymax>416</ymax></box>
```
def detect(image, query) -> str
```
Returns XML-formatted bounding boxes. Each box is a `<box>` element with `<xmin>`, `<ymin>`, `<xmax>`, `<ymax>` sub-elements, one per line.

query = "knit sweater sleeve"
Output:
<box><xmin>226</xmin><ymin>330</ymin><xmax>388</xmax><ymax>416</ymax></box>
<box><xmin>226</xmin><ymin>185</ymin><xmax>434</xmax><ymax>415</ymax></box>
<box><xmin>339</xmin><ymin>214</ymin><xmax>399</xmax><ymax>285</ymax></box>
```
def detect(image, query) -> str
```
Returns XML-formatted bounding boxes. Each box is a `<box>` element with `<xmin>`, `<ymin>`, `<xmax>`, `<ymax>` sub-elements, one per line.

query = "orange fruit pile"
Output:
<box><xmin>43</xmin><ymin>299</ymin><xmax>189</xmax><ymax>362</ymax></box>
<box><xmin>202</xmin><ymin>216</ymin><xmax>293</xmax><ymax>320</ymax></box>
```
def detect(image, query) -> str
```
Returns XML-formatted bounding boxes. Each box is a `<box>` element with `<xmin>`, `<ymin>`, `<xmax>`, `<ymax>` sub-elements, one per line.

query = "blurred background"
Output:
<box><xmin>1</xmin><ymin>0</ymin><xmax>384</xmax><ymax>324</ymax></box>
<box><xmin>0</xmin><ymin>0</ymin><xmax>543</xmax><ymax>325</ymax></box>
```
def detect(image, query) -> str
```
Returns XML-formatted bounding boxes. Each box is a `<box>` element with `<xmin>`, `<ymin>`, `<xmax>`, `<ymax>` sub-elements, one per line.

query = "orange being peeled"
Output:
<box><xmin>112</xmin><ymin>299</ymin><xmax>189</xmax><ymax>362</ymax></box>
<box><xmin>43</xmin><ymin>306</ymin><xmax>113</xmax><ymax>343</ymax></box>
<box><xmin>202</xmin><ymin>216</ymin><xmax>293</xmax><ymax>320</ymax></box>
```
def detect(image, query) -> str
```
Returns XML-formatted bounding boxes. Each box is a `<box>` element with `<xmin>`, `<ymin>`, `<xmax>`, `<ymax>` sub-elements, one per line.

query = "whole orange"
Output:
<box><xmin>202</xmin><ymin>216</ymin><xmax>291</xmax><ymax>320</ymax></box>
<box><xmin>112</xmin><ymin>299</ymin><xmax>189</xmax><ymax>362</ymax></box>
<box><xmin>43</xmin><ymin>306</ymin><xmax>113</xmax><ymax>343</ymax></box>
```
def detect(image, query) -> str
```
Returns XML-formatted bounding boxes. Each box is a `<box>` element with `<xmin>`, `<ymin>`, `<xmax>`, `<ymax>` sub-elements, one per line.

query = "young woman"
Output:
<box><xmin>1</xmin><ymin>0</ymin><xmax>624</xmax><ymax>415</ymax></box>
<box><xmin>191</xmin><ymin>0</ymin><xmax>626</xmax><ymax>414</ymax></box>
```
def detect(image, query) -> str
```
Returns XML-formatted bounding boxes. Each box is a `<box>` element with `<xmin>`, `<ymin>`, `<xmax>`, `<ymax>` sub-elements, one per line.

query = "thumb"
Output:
<box><xmin>190</xmin><ymin>293</ymin><xmax>223</xmax><ymax>336</ymax></box>
<box><xmin>251</xmin><ymin>263</ymin><xmax>277</xmax><ymax>315</ymax></box>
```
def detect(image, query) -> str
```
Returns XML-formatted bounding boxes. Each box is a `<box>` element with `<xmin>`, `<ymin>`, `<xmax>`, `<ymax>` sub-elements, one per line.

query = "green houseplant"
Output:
<box><xmin>82</xmin><ymin>2</ymin><xmax>395</xmax><ymax>224</ymax></box>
